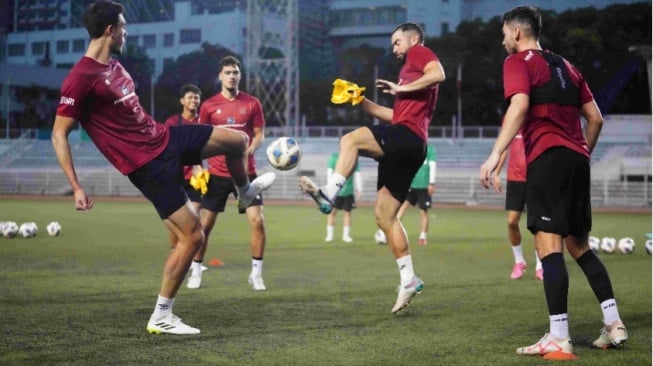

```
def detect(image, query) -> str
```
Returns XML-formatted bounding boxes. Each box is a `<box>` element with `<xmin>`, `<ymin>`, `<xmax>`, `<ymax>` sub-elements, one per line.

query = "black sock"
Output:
<box><xmin>541</xmin><ymin>252</ymin><xmax>568</xmax><ymax>315</ymax></box>
<box><xmin>576</xmin><ymin>250</ymin><xmax>614</xmax><ymax>303</ymax></box>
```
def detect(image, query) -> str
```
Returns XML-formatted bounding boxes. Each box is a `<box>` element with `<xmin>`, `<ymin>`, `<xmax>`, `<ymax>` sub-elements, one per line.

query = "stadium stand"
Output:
<box><xmin>1</xmin><ymin>118</ymin><xmax>650</xmax><ymax>207</ymax></box>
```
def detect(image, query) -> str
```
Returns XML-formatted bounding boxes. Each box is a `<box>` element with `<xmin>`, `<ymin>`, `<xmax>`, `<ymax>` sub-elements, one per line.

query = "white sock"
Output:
<box><xmin>512</xmin><ymin>244</ymin><xmax>525</xmax><ymax>264</ymax></box>
<box><xmin>326</xmin><ymin>225</ymin><xmax>334</xmax><ymax>239</ymax></box>
<box><xmin>600</xmin><ymin>299</ymin><xmax>620</xmax><ymax>325</ymax></box>
<box><xmin>535</xmin><ymin>251</ymin><xmax>543</xmax><ymax>270</ymax></box>
<box><xmin>191</xmin><ymin>260</ymin><xmax>202</xmax><ymax>276</ymax></box>
<box><xmin>152</xmin><ymin>295</ymin><xmax>174</xmax><ymax>319</ymax></box>
<box><xmin>419</xmin><ymin>231</ymin><xmax>427</xmax><ymax>240</ymax></box>
<box><xmin>549</xmin><ymin>313</ymin><xmax>569</xmax><ymax>339</ymax></box>
<box><xmin>396</xmin><ymin>255</ymin><xmax>415</xmax><ymax>286</ymax></box>
<box><xmin>251</xmin><ymin>258</ymin><xmax>263</xmax><ymax>277</ymax></box>
<box><xmin>323</xmin><ymin>173</ymin><xmax>346</xmax><ymax>201</ymax></box>
<box><xmin>343</xmin><ymin>226</ymin><xmax>351</xmax><ymax>238</ymax></box>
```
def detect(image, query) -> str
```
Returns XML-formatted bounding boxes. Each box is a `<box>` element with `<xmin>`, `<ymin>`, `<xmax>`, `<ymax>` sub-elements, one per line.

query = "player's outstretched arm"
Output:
<box><xmin>359</xmin><ymin>98</ymin><xmax>393</xmax><ymax>123</ymax></box>
<box><xmin>52</xmin><ymin>115</ymin><xmax>94</xmax><ymax>211</ymax></box>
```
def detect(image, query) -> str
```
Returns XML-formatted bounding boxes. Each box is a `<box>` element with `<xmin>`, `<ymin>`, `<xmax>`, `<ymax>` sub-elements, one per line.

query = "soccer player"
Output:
<box><xmin>492</xmin><ymin>129</ymin><xmax>543</xmax><ymax>280</ymax></box>
<box><xmin>479</xmin><ymin>6</ymin><xmax>627</xmax><ymax>358</ymax></box>
<box><xmin>300</xmin><ymin>22</ymin><xmax>445</xmax><ymax>314</ymax></box>
<box><xmin>324</xmin><ymin>152</ymin><xmax>362</xmax><ymax>243</ymax></box>
<box><xmin>51</xmin><ymin>1</ymin><xmax>275</xmax><ymax>335</ymax></box>
<box><xmin>198</xmin><ymin>56</ymin><xmax>269</xmax><ymax>291</ymax></box>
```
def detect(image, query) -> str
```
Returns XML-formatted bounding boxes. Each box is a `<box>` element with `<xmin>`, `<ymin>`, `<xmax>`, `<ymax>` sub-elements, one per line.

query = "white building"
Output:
<box><xmin>4</xmin><ymin>2</ymin><xmax>247</xmax><ymax>77</ymax></box>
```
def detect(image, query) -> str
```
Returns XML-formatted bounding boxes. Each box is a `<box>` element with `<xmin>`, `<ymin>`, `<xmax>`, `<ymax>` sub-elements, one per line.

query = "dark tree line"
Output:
<box><xmin>126</xmin><ymin>3</ymin><xmax>650</xmax><ymax>127</ymax></box>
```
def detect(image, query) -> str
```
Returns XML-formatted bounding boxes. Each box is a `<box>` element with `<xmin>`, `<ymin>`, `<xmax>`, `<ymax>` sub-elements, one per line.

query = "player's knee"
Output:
<box><xmin>507</xmin><ymin>217</ymin><xmax>520</xmax><ymax>228</ymax></box>
<box><xmin>249</xmin><ymin>214</ymin><xmax>264</xmax><ymax>230</ymax></box>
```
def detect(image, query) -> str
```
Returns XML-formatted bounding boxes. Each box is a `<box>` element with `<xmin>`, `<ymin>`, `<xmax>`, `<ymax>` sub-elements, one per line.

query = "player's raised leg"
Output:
<box><xmin>300</xmin><ymin>127</ymin><xmax>381</xmax><ymax>213</ymax></box>
<box><xmin>201</xmin><ymin>127</ymin><xmax>275</xmax><ymax>209</ymax></box>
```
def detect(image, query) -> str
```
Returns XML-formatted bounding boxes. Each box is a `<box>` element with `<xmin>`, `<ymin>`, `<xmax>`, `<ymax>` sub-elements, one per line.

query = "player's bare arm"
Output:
<box><xmin>376</xmin><ymin>60</ymin><xmax>445</xmax><ymax>95</ymax></box>
<box><xmin>581</xmin><ymin>100</ymin><xmax>603</xmax><ymax>154</ymax></box>
<box><xmin>492</xmin><ymin>150</ymin><xmax>509</xmax><ymax>193</ymax></box>
<box><xmin>359</xmin><ymin>98</ymin><xmax>393</xmax><ymax>123</ymax></box>
<box><xmin>52</xmin><ymin>115</ymin><xmax>94</xmax><ymax>211</ymax></box>
<box><xmin>480</xmin><ymin>93</ymin><xmax>528</xmax><ymax>188</ymax></box>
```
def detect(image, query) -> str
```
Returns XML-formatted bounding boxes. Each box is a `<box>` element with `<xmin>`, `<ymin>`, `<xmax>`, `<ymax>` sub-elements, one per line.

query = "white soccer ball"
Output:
<box><xmin>645</xmin><ymin>239</ymin><xmax>652</xmax><ymax>255</ymax></box>
<box><xmin>18</xmin><ymin>222</ymin><xmax>37</xmax><ymax>238</ymax></box>
<box><xmin>374</xmin><ymin>229</ymin><xmax>387</xmax><ymax>244</ymax></box>
<box><xmin>588</xmin><ymin>236</ymin><xmax>600</xmax><ymax>253</ymax></box>
<box><xmin>46</xmin><ymin>221</ymin><xmax>62</xmax><ymax>236</ymax></box>
<box><xmin>266</xmin><ymin>137</ymin><xmax>302</xmax><ymax>171</ymax></box>
<box><xmin>2</xmin><ymin>221</ymin><xmax>19</xmax><ymax>238</ymax></box>
<box><xmin>617</xmin><ymin>237</ymin><xmax>635</xmax><ymax>254</ymax></box>
<box><xmin>600</xmin><ymin>237</ymin><xmax>617</xmax><ymax>254</ymax></box>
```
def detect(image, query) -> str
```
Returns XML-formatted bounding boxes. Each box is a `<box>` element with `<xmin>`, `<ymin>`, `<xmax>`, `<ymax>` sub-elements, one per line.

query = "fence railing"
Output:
<box><xmin>1</xmin><ymin>168</ymin><xmax>650</xmax><ymax>209</ymax></box>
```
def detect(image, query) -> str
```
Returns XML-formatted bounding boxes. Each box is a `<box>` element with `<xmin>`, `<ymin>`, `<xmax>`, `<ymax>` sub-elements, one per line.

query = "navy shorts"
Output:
<box><xmin>128</xmin><ymin>124</ymin><xmax>212</xmax><ymax>219</ymax></box>
<box><xmin>202</xmin><ymin>174</ymin><xmax>263</xmax><ymax>214</ymax></box>
<box><xmin>333</xmin><ymin>195</ymin><xmax>356</xmax><ymax>211</ymax></box>
<box><xmin>505</xmin><ymin>181</ymin><xmax>526</xmax><ymax>212</ymax></box>
<box><xmin>183</xmin><ymin>181</ymin><xmax>203</xmax><ymax>203</ymax></box>
<box><xmin>405</xmin><ymin>188</ymin><xmax>431</xmax><ymax>211</ymax></box>
<box><xmin>526</xmin><ymin>147</ymin><xmax>592</xmax><ymax>237</ymax></box>
<box><xmin>368</xmin><ymin>124</ymin><xmax>426</xmax><ymax>203</ymax></box>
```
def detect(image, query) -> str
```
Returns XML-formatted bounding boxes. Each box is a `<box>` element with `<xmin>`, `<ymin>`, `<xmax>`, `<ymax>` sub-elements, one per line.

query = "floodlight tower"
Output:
<box><xmin>246</xmin><ymin>0</ymin><xmax>299</xmax><ymax>131</ymax></box>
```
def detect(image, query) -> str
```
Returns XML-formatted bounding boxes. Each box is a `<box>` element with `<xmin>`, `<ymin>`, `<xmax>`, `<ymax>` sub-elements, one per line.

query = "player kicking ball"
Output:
<box><xmin>300</xmin><ymin>23</ymin><xmax>445</xmax><ymax>314</ymax></box>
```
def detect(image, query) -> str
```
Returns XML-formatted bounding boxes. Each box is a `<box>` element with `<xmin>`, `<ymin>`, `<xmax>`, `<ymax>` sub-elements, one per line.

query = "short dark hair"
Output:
<box><xmin>219</xmin><ymin>55</ymin><xmax>241</xmax><ymax>73</ymax></box>
<box><xmin>83</xmin><ymin>1</ymin><xmax>124</xmax><ymax>39</ymax></box>
<box><xmin>502</xmin><ymin>6</ymin><xmax>542</xmax><ymax>39</ymax></box>
<box><xmin>392</xmin><ymin>22</ymin><xmax>425</xmax><ymax>44</ymax></box>
<box><xmin>179</xmin><ymin>84</ymin><xmax>201</xmax><ymax>98</ymax></box>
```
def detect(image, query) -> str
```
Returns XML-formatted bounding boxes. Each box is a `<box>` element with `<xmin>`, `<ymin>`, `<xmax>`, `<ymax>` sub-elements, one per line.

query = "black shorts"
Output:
<box><xmin>202</xmin><ymin>174</ymin><xmax>263</xmax><ymax>214</ymax></box>
<box><xmin>334</xmin><ymin>195</ymin><xmax>356</xmax><ymax>211</ymax></box>
<box><xmin>183</xmin><ymin>181</ymin><xmax>203</xmax><ymax>203</ymax></box>
<box><xmin>405</xmin><ymin>188</ymin><xmax>431</xmax><ymax>211</ymax></box>
<box><xmin>368</xmin><ymin>124</ymin><xmax>426</xmax><ymax>203</ymax></box>
<box><xmin>128</xmin><ymin>124</ymin><xmax>212</xmax><ymax>219</ymax></box>
<box><xmin>526</xmin><ymin>147</ymin><xmax>592</xmax><ymax>237</ymax></box>
<box><xmin>505</xmin><ymin>181</ymin><xmax>526</xmax><ymax>212</ymax></box>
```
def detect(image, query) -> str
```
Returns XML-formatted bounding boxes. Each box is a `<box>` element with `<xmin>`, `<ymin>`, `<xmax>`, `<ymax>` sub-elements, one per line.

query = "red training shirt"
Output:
<box><xmin>56</xmin><ymin>57</ymin><xmax>168</xmax><ymax>175</ymax></box>
<box><xmin>503</xmin><ymin>49</ymin><xmax>594</xmax><ymax>164</ymax></box>
<box><xmin>199</xmin><ymin>91</ymin><xmax>264</xmax><ymax>177</ymax></box>
<box><xmin>392</xmin><ymin>44</ymin><xmax>440</xmax><ymax>141</ymax></box>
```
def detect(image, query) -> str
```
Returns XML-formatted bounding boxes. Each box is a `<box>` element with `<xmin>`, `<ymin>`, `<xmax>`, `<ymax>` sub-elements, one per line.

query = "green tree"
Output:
<box><xmin>154</xmin><ymin>43</ymin><xmax>238</xmax><ymax>122</ymax></box>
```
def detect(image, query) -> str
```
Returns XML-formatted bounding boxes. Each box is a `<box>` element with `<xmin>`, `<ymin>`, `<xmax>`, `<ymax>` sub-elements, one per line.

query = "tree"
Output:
<box><xmin>154</xmin><ymin>43</ymin><xmax>239</xmax><ymax>122</ymax></box>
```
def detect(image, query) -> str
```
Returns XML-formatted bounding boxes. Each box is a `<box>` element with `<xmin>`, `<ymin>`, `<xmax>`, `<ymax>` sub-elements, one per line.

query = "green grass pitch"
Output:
<box><xmin>0</xmin><ymin>198</ymin><xmax>650</xmax><ymax>365</ymax></box>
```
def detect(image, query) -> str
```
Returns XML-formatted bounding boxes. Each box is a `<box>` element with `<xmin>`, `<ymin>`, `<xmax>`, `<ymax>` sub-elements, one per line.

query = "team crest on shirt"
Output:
<box><xmin>215</xmin><ymin>109</ymin><xmax>222</xmax><ymax>114</ymax></box>
<box><xmin>227</xmin><ymin>117</ymin><xmax>236</xmax><ymax>124</ymax></box>
<box><xmin>121</xmin><ymin>85</ymin><xmax>129</xmax><ymax>95</ymax></box>
<box><xmin>239</xmin><ymin>107</ymin><xmax>247</xmax><ymax>115</ymax></box>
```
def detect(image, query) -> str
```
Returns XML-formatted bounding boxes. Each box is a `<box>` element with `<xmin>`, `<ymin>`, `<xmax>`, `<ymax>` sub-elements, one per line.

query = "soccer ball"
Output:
<box><xmin>617</xmin><ymin>237</ymin><xmax>635</xmax><ymax>254</ymax></box>
<box><xmin>374</xmin><ymin>229</ymin><xmax>387</xmax><ymax>245</ymax></box>
<box><xmin>645</xmin><ymin>239</ymin><xmax>652</xmax><ymax>255</ymax></box>
<box><xmin>2</xmin><ymin>221</ymin><xmax>19</xmax><ymax>238</ymax></box>
<box><xmin>600</xmin><ymin>237</ymin><xmax>617</xmax><ymax>254</ymax></box>
<box><xmin>47</xmin><ymin>221</ymin><xmax>62</xmax><ymax>236</ymax></box>
<box><xmin>266</xmin><ymin>137</ymin><xmax>301</xmax><ymax>171</ymax></box>
<box><xmin>588</xmin><ymin>236</ymin><xmax>600</xmax><ymax>253</ymax></box>
<box><xmin>18</xmin><ymin>222</ymin><xmax>37</xmax><ymax>238</ymax></box>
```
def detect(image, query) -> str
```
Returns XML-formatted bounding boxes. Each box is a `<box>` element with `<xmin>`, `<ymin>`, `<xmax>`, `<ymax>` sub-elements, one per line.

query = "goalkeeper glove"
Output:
<box><xmin>331</xmin><ymin>78</ymin><xmax>366</xmax><ymax>106</ymax></box>
<box><xmin>189</xmin><ymin>169</ymin><xmax>210</xmax><ymax>195</ymax></box>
